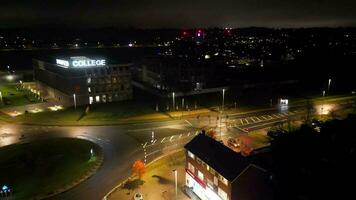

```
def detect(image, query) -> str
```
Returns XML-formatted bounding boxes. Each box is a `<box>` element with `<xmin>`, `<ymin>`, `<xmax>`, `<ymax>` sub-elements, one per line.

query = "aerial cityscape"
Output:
<box><xmin>1</xmin><ymin>1</ymin><xmax>356</xmax><ymax>200</ymax></box>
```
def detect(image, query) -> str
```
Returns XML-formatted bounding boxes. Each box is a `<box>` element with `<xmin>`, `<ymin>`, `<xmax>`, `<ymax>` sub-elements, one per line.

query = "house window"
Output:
<box><xmin>87</xmin><ymin>77</ymin><xmax>91</xmax><ymax>84</ymax></box>
<box><xmin>89</xmin><ymin>96</ymin><xmax>93</xmax><ymax>104</ymax></box>
<box><xmin>188</xmin><ymin>162</ymin><xmax>195</xmax><ymax>173</ymax></box>
<box><xmin>218</xmin><ymin>174</ymin><xmax>228</xmax><ymax>186</ymax></box>
<box><xmin>218</xmin><ymin>188</ymin><xmax>228</xmax><ymax>200</ymax></box>
<box><xmin>188</xmin><ymin>151</ymin><xmax>195</xmax><ymax>159</ymax></box>
<box><xmin>95</xmin><ymin>95</ymin><xmax>100</xmax><ymax>102</ymax></box>
<box><xmin>88</xmin><ymin>87</ymin><xmax>91</xmax><ymax>93</ymax></box>
<box><xmin>210</xmin><ymin>167</ymin><xmax>216</xmax><ymax>176</ymax></box>
<box><xmin>198</xmin><ymin>170</ymin><xmax>204</xmax><ymax>181</ymax></box>
<box><xmin>214</xmin><ymin>176</ymin><xmax>218</xmax><ymax>186</ymax></box>
<box><xmin>207</xmin><ymin>179</ymin><xmax>214</xmax><ymax>189</ymax></box>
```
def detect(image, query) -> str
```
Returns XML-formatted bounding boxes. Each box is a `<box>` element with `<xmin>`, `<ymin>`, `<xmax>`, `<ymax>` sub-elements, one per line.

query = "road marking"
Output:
<box><xmin>185</xmin><ymin>120</ymin><xmax>193</xmax><ymax>127</ymax></box>
<box><xmin>161</xmin><ymin>137</ymin><xmax>166</xmax><ymax>143</ymax></box>
<box><xmin>240</xmin><ymin>119</ymin><xmax>244</xmax><ymax>125</ymax></box>
<box><xmin>179</xmin><ymin>134</ymin><xmax>183</xmax><ymax>139</ymax></box>
<box><xmin>234</xmin><ymin>126</ymin><xmax>249</xmax><ymax>133</ymax></box>
<box><xmin>254</xmin><ymin>117</ymin><xmax>262</xmax><ymax>121</ymax></box>
<box><xmin>244</xmin><ymin>119</ymin><xmax>249</xmax><ymax>124</ymax></box>
<box><xmin>272</xmin><ymin>114</ymin><xmax>279</xmax><ymax>118</ymax></box>
<box><xmin>262</xmin><ymin>116</ymin><xmax>268</xmax><ymax>120</ymax></box>
<box><xmin>170</xmin><ymin>136</ymin><xmax>175</xmax><ymax>142</ymax></box>
<box><xmin>250</xmin><ymin>117</ymin><xmax>256</xmax><ymax>122</ymax></box>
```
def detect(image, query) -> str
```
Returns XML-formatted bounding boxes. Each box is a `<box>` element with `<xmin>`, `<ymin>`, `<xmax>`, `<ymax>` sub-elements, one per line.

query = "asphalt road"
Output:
<box><xmin>0</xmin><ymin>99</ymin><xmax>354</xmax><ymax>200</ymax></box>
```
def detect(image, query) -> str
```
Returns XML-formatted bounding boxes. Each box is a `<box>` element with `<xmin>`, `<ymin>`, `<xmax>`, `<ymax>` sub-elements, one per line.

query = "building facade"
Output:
<box><xmin>185</xmin><ymin>134</ymin><xmax>273</xmax><ymax>200</ymax></box>
<box><xmin>33</xmin><ymin>56</ymin><xmax>132</xmax><ymax>106</ymax></box>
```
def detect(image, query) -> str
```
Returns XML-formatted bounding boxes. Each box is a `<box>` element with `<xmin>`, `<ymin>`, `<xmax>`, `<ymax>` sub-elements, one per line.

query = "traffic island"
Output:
<box><xmin>0</xmin><ymin>138</ymin><xmax>103</xmax><ymax>199</ymax></box>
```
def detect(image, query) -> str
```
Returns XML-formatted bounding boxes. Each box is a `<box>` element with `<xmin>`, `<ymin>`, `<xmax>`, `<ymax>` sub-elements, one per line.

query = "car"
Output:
<box><xmin>134</xmin><ymin>193</ymin><xmax>143</xmax><ymax>200</ymax></box>
<box><xmin>227</xmin><ymin>138</ymin><xmax>240</xmax><ymax>148</ymax></box>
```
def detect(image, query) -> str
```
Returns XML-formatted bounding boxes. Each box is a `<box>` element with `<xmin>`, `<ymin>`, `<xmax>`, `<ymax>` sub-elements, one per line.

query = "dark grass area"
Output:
<box><xmin>0</xmin><ymin>138</ymin><xmax>102</xmax><ymax>199</ymax></box>
<box><xmin>0</xmin><ymin>84</ymin><xmax>40</xmax><ymax>108</ymax></box>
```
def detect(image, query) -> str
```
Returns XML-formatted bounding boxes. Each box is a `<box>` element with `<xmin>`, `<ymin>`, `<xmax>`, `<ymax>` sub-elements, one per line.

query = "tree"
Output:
<box><xmin>132</xmin><ymin>160</ymin><xmax>145</xmax><ymax>178</ymax></box>
<box><xmin>206</xmin><ymin>129</ymin><xmax>217</xmax><ymax>139</ymax></box>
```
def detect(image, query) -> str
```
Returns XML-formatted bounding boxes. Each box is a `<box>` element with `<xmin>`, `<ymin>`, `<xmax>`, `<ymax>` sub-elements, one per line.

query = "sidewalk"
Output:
<box><xmin>108</xmin><ymin>151</ymin><xmax>190</xmax><ymax>200</ymax></box>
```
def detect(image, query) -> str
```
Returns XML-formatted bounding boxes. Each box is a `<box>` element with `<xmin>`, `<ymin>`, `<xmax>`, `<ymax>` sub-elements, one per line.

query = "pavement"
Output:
<box><xmin>108</xmin><ymin>151</ymin><xmax>189</xmax><ymax>200</ymax></box>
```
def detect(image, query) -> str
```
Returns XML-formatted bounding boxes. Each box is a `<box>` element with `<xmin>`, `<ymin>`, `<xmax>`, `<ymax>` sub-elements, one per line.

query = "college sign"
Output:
<box><xmin>56</xmin><ymin>57</ymin><xmax>106</xmax><ymax>68</ymax></box>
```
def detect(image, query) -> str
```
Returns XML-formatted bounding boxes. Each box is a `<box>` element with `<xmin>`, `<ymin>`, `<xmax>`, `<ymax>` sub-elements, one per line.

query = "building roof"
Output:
<box><xmin>184</xmin><ymin>134</ymin><xmax>268</xmax><ymax>182</ymax></box>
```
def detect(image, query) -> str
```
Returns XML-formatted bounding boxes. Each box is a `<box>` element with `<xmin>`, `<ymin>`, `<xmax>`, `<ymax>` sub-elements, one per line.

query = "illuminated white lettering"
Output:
<box><xmin>71</xmin><ymin>59</ymin><xmax>106</xmax><ymax>67</ymax></box>
<box><xmin>56</xmin><ymin>59</ymin><xmax>69</xmax><ymax>67</ymax></box>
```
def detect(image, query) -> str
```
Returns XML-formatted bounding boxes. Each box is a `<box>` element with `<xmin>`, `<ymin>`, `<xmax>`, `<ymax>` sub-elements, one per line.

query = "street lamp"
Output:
<box><xmin>173</xmin><ymin>169</ymin><xmax>178</xmax><ymax>200</ymax></box>
<box><xmin>73</xmin><ymin>93</ymin><xmax>77</xmax><ymax>109</ymax></box>
<box><xmin>222</xmin><ymin>88</ymin><xmax>225</xmax><ymax>113</ymax></box>
<box><xmin>0</xmin><ymin>91</ymin><xmax>3</xmax><ymax>105</ymax></box>
<box><xmin>172</xmin><ymin>92</ymin><xmax>175</xmax><ymax>111</ymax></box>
<box><xmin>328</xmin><ymin>78</ymin><xmax>332</xmax><ymax>92</ymax></box>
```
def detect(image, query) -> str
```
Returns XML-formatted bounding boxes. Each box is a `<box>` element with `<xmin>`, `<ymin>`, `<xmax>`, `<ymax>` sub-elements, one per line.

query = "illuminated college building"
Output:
<box><xmin>33</xmin><ymin>56</ymin><xmax>132</xmax><ymax>106</ymax></box>
<box><xmin>185</xmin><ymin>134</ymin><xmax>273</xmax><ymax>200</ymax></box>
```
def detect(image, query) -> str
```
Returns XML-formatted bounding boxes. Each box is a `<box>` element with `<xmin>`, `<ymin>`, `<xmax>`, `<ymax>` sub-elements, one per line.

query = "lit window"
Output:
<box><xmin>188</xmin><ymin>162</ymin><xmax>195</xmax><ymax>173</ymax></box>
<box><xmin>87</xmin><ymin>77</ymin><xmax>91</xmax><ymax>84</ymax></box>
<box><xmin>188</xmin><ymin>151</ymin><xmax>195</xmax><ymax>159</ymax></box>
<box><xmin>207</xmin><ymin>179</ymin><xmax>214</xmax><ymax>189</ymax></box>
<box><xmin>198</xmin><ymin>170</ymin><xmax>204</xmax><ymax>181</ymax></box>
<box><xmin>95</xmin><ymin>95</ymin><xmax>100</xmax><ymax>102</ymax></box>
<box><xmin>218</xmin><ymin>188</ymin><xmax>228</xmax><ymax>200</ymax></box>
<box><xmin>218</xmin><ymin>174</ymin><xmax>228</xmax><ymax>186</ymax></box>
<box><xmin>206</xmin><ymin>164</ymin><xmax>210</xmax><ymax>171</ymax></box>
<box><xmin>214</xmin><ymin>176</ymin><xmax>218</xmax><ymax>185</ymax></box>
<box><xmin>88</xmin><ymin>87</ymin><xmax>91</xmax><ymax>93</ymax></box>
<box><xmin>89</xmin><ymin>96</ymin><xmax>93</xmax><ymax>104</ymax></box>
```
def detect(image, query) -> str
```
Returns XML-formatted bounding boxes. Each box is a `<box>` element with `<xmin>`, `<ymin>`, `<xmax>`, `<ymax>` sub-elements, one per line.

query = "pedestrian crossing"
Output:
<box><xmin>231</xmin><ymin>110</ymin><xmax>303</xmax><ymax>127</ymax></box>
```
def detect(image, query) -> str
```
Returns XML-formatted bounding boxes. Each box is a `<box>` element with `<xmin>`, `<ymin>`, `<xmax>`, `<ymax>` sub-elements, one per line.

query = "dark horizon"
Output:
<box><xmin>1</xmin><ymin>0</ymin><xmax>356</xmax><ymax>29</ymax></box>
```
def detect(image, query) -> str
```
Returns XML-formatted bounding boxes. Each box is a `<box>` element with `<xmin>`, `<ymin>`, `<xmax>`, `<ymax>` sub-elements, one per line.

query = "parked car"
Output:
<box><xmin>134</xmin><ymin>193</ymin><xmax>144</xmax><ymax>200</ymax></box>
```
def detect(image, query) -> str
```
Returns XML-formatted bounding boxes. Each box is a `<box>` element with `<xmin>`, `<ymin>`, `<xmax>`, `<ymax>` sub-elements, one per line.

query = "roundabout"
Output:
<box><xmin>0</xmin><ymin>138</ymin><xmax>103</xmax><ymax>199</ymax></box>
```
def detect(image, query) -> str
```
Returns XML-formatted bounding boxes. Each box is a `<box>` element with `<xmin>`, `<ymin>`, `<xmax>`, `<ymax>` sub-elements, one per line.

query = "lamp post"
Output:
<box><xmin>172</xmin><ymin>92</ymin><xmax>175</xmax><ymax>111</ymax></box>
<box><xmin>328</xmin><ymin>78</ymin><xmax>332</xmax><ymax>93</ymax></box>
<box><xmin>0</xmin><ymin>91</ymin><xmax>3</xmax><ymax>105</ymax></box>
<box><xmin>222</xmin><ymin>88</ymin><xmax>225</xmax><ymax>113</ymax></box>
<box><xmin>220</xmin><ymin>88</ymin><xmax>225</xmax><ymax>139</ymax></box>
<box><xmin>173</xmin><ymin>169</ymin><xmax>178</xmax><ymax>200</ymax></box>
<box><xmin>73</xmin><ymin>93</ymin><xmax>77</xmax><ymax>109</ymax></box>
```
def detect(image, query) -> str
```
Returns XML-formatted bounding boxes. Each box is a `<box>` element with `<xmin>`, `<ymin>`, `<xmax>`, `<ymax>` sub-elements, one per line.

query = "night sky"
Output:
<box><xmin>1</xmin><ymin>0</ymin><xmax>356</xmax><ymax>28</ymax></box>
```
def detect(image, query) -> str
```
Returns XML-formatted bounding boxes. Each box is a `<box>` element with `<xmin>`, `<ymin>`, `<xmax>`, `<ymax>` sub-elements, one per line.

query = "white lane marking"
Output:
<box><xmin>185</xmin><ymin>120</ymin><xmax>193</xmax><ymax>126</ymax></box>
<box><xmin>240</xmin><ymin>119</ymin><xmax>244</xmax><ymax>125</ymax></box>
<box><xmin>235</xmin><ymin>126</ymin><xmax>249</xmax><ymax>133</ymax></box>
<box><xmin>170</xmin><ymin>136</ymin><xmax>175</xmax><ymax>141</ymax></box>
<box><xmin>244</xmin><ymin>119</ymin><xmax>249</xmax><ymax>124</ymax></box>
<box><xmin>254</xmin><ymin>117</ymin><xmax>262</xmax><ymax>121</ymax></box>
<box><xmin>161</xmin><ymin>137</ymin><xmax>166</xmax><ymax>143</ymax></box>
<box><xmin>262</xmin><ymin>116</ymin><xmax>268</xmax><ymax>120</ymax></box>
